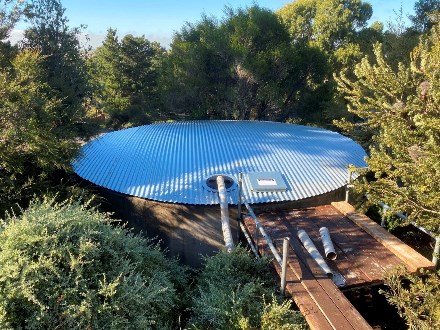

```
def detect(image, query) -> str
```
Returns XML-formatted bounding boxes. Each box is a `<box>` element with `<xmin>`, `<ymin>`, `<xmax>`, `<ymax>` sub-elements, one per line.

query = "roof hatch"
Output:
<box><xmin>247</xmin><ymin>172</ymin><xmax>288</xmax><ymax>192</ymax></box>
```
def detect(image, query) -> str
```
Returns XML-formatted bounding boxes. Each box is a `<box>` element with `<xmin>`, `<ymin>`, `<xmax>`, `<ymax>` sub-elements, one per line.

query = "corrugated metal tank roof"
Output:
<box><xmin>73</xmin><ymin>121</ymin><xmax>367</xmax><ymax>205</ymax></box>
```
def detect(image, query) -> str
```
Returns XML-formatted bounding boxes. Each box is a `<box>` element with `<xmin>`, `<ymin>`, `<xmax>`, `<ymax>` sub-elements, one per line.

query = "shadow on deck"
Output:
<box><xmin>241</xmin><ymin>201</ymin><xmax>434</xmax><ymax>330</ymax></box>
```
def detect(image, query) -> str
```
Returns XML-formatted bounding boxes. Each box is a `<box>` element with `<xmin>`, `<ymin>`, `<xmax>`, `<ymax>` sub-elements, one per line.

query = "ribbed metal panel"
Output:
<box><xmin>73</xmin><ymin>121</ymin><xmax>367</xmax><ymax>205</ymax></box>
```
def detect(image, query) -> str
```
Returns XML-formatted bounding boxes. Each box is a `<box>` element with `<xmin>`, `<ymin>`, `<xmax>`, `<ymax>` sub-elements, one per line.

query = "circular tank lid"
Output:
<box><xmin>73</xmin><ymin>120</ymin><xmax>367</xmax><ymax>205</ymax></box>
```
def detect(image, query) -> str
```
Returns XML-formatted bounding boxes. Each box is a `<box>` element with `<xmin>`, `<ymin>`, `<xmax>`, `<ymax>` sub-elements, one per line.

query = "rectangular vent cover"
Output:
<box><xmin>247</xmin><ymin>172</ymin><xmax>287</xmax><ymax>192</ymax></box>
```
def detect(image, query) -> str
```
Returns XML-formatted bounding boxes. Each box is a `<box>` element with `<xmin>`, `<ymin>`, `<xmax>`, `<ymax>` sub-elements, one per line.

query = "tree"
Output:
<box><xmin>335</xmin><ymin>23</ymin><xmax>440</xmax><ymax>233</ymax></box>
<box><xmin>21</xmin><ymin>0</ymin><xmax>89</xmax><ymax>131</ymax></box>
<box><xmin>382</xmin><ymin>6</ymin><xmax>420</xmax><ymax>69</ymax></box>
<box><xmin>163</xmin><ymin>5</ymin><xmax>330</xmax><ymax>123</ymax></box>
<box><xmin>0</xmin><ymin>50</ymin><xmax>80</xmax><ymax>214</ymax></box>
<box><xmin>277</xmin><ymin>0</ymin><xmax>372</xmax><ymax>69</ymax></box>
<box><xmin>276</xmin><ymin>0</ymin><xmax>377</xmax><ymax>124</ymax></box>
<box><xmin>0</xmin><ymin>0</ymin><xmax>27</xmax><ymax>40</ymax></box>
<box><xmin>0</xmin><ymin>0</ymin><xmax>94</xmax><ymax>213</ymax></box>
<box><xmin>0</xmin><ymin>0</ymin><xmax>29</xmax><ymax>69</ymax></box>
<box><xmin>88</xmin><ymin>29</ymin><xmax>165</xmax><ymax>128</ymax></box>
<box><xmin>0</xmin><ymin>198</ymin><xmax>187</xmax><ymax>329</ymax></box>
<box><xmin>410</xmin><ymin>0</ymin><xmax>440</xmax><ymax>33</ymax></box>
<box><xmin>224</xmin><ymin>5</ymin><xmax>299</xmax><ymax>120</ymax></box>
<box><xmin>162</xmin><ymin>14</ymin><xmax>235</xmax><ymax>119</ymax></box>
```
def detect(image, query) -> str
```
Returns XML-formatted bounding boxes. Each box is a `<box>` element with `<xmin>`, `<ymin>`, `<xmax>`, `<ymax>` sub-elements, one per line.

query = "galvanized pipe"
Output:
<box><xmin>244</xmin><ymin>201</ymin><xmax>282</xmax><ymax>265</ymax></box>
<box><xmin>237</xmin><ymin>172</ymin><xmax>243</xmax><ymax>220</ymax></box>
<box><xmin>381</xmin><ymin>203</ymin><xmax>389</xmax><ymax>228</ymax></box>
<box><xmin>239</xmin><ymin>221</ymin><xmax>259</xmax><ymax>258</ymax></box>
<box><xmin>345</xmin><ymin>167</ymin><xmax>352</xmax><ymax>203</ymax></box>
<box><xmin>280</xmin><ymin>237</ymin><xmax>290</xmax><ymax>295</ymax></box>
<box><xmin>217</xmin><ymin>175</ymin><xmax>234</xmax><ymax>252</ymax></box>
<box><xmin>255</xmin><ymin>223</ymin><xmax>260</xmax><ymax>250</ymax></box>
<box><xmin>319</xmin><ymin>227</ymin><xmax>337</xmax><ymax>260</ymax></box>
<box><xmin>297</xmin><ymin>229</ymin><xmax>333</xmax><ymax>276</ymax></box>
<box><xmin>433</xmin><ymin>237</ymin><xmax>440</xmax><ymax>267</ymax></box>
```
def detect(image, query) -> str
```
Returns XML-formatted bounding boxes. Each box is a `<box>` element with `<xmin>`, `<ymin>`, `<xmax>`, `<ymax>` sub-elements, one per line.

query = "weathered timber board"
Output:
<box><xmin>257</xmin><ymin>205</ymin><xmax>403</xmax><ymax>287</ymax></box>
<box><xmin>272</xmin><ymin>255</ymin><xmax>335</xmax><ymax>330</ymax></box>
<box><xmin>243</xmin><ymin>215</ymin><xmax>373</xmax><ymax>330</ymax></box>
<box><xmin>306</xmin><ymin>207</ymin><xmax>402</xmax><ymax>281</ymax></box>
<box><xmin>260</xmin><ymin>217</ymin><xmax>372</xmax><ymax>330</ymax></box>
<box><xmin>332</xmin><ymin>202</ymin><xmax>435</xmax><ymax>272</ymax></box>
<box><xmin>276</xmin><ymin>210</ymin><xmax>380</xmax><ymax>286</ymax></box>
<box><xmin>242</xmin><ymin>216</ymin><xmax>335</xmax><ymax>330</ymax></box>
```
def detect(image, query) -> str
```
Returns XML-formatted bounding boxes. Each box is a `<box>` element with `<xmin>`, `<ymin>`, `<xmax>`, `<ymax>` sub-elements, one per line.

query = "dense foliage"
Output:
<box><xmin>88</xmin><ymin>29</ymin><xmax>165</xmax><ymax>128</ymax></box>
<box><xmin>0</xmin><ymin>49</ymin><xmax>81</xmax><ymax>213</ymax></box>
<box><xmin>0</xmin><ymin>0</ymin><xmax>28</xmax><ymax>40</ymax></box>
<box><xmin>0</xmin><ymin>199</ymin><xmax>187</xmax><ymax>329</ymax></box>
<box><xmin>277</xmin><ymin>0</ymin><xmax>372</xmax><ymax>69</ymax></box>
<box><xmin>0</xmin><ymin>201</ymin><xmax>306</xmax><ymax>329</ymax></box>
<box><xmin>382</xmin><ymin>266</ymin><xmax>440</xmax><ymax>329</ymax></box>
<box><xmin>21</xmin><ymin>0</ymin><xmax>90</xmax><ymax>128</ymax></box>
<box><xmin>410</xmin><ymin>0</ymin><xmax>440</xmax><ymax>33</ymax></box>
<box><xmin>162</xmin><ymin>6</ymin><xmax>331</xmax><ymax>123</ymax></box>
<box><xmin>335</xmin><ymin>15</ymin><xmax>440</xmax><ymax>329</ymax></box>
<box><xmin>189</xmin><ymin>247</ymin><xmax>307</xmax><ymax>330</ymax></box>
<box><xmin>336</xmin><ymin>22</ymin><xmax>440</xmax><ymax>233</ymax></box>
<box><xmin>0</xmin><ymin>0</ymin><xmax>97</xmax><ymax>214</ymax></box>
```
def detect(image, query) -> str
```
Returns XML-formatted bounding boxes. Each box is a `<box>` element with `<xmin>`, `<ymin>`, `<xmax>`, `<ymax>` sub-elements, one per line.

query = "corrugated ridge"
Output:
<box><xmin>73</xmin><ymin>121</ymin><xmax>367</xmax><ymax>205</ymax></box>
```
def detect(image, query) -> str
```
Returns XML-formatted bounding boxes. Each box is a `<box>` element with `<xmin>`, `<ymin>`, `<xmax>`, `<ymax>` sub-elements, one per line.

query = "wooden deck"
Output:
<box><xmin>241</xmin><ymin>202</ymin><xmax>434</xmax><ymax>330</ymax></box>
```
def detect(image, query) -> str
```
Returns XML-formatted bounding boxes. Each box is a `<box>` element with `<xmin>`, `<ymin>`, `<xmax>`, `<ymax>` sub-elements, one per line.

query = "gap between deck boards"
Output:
<box><xmin>242</xmin><ymin>215</ymin><xmax>373</xmax><ymax>330</ymax></box>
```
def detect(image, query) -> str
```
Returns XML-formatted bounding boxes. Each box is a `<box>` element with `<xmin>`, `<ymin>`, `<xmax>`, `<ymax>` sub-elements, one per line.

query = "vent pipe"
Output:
<box><xmin>217</xmin><ymin>175</ymin><xmax>234</xmax><ymax>252</ymax></box>
<box><xmin>297</xmin><ymin>229</ymin><xmax>332</xmax><ymax>276</ymax></box>
<box><xmin>319</xmin><ymin>227</ymin><xmax>337</xmax><ymax>260</ymax></box>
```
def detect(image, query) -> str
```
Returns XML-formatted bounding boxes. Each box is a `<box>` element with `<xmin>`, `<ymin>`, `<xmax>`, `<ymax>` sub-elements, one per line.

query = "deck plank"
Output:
<box><xmin>243</xmin><ymin>215</ymin><xmax>373</xmax><ymax>330</ymax></box>
<box><xmin>311</xmin><ymin>212</ymin><xmax>399</xmax><ymax>282</ymax></box>
<box><xmin>263</xmin><ymin>218</ymin><xmax>372</xmax><ymax>330</ymax></box>
<box><xmin>242</xmin><ymin>216</ymin><xmax>335</xmax><ymax>330</ymax></box>
<box><xmin>261</xmin><ymin>206</ymin><xmax>403</xmax><ymax>287</ymax></box>
<box><xmin>332</xmin><ymin>202</ymin><xmax>435</xmax><ymax>272</ymax></box>
<box><xmin>241</xmin><ymin>202</ymin><xmax>435</xmax><ymax>330</ymax></box>
<box><xmin>276</xmin><ymin>210</ymin><xmax>374</xmax><ymax>286</ymax></box>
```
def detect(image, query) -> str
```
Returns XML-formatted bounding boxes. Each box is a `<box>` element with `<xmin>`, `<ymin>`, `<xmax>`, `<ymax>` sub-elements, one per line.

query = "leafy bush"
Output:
<box><xmin>0</xmin><ymin>199</ymin><xmax>187</xmax><ymax>329</ymax></box>
<box><xmin>261</xmin><ymin>297</ymin><xmax>308</xmax><ymax>330</ymax></box>
<box><xmin>381</xmin><ymin>266</ymin><xmax>440</xmax><ymax>330</ymax></box>
<box><xmin>189</xmin><ymin>246</ymin><xmax>307</xmax><ymax>329</ymax></box>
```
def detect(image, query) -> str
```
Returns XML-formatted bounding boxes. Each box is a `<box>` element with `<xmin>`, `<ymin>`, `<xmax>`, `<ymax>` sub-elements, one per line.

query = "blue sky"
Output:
<box><xmin>12</xmin><ymin>0</ymin><xmax>418</xmax><ymax>48</ymax></box>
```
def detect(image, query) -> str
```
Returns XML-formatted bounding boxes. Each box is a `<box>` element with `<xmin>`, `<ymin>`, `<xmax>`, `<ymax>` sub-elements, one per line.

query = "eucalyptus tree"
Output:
<box><xmin>163</xmin><ymin>14</ymin><xmax>234</xmax><ymax>119</ymax></box>
<box><xmin>0</xmin><ymin>0</ymin><xmax>28</xmax><ymax>40</ymax></box>
<box><xmin>223</xmin><ymin>5</ymin><xmax>296</xmax><ymax>120</ymax></box>
<box><xmin>0</xmin><ymin>0</ymin><xmax>29</xmax><ymax>68</ymax></box>
<box><xmin>276</xmin><ymin>0</ymin><xmax>386</xmax><ymax>123</ymax></box>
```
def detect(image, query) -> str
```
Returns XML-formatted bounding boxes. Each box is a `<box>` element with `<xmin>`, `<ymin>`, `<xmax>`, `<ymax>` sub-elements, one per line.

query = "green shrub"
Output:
<box><xmin>381</xmin><ymin>266</ymin><xmax>440</xmax><ymax>330</ymax></box>
<box><xmin>0</xmin><ymin>199</ymin><xmax>187</xmax><ymax>330</ymax></box>
<box><xmin>189</xmin><ymin>246</ymin><xmax>307</xmax><ymax>330</ymax></box>
<box><xmin>261</xmin><ymin>297</ymin><xmax>308</xmax><ymax>330</ymax></box>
